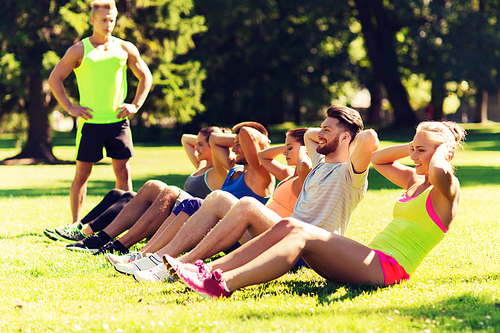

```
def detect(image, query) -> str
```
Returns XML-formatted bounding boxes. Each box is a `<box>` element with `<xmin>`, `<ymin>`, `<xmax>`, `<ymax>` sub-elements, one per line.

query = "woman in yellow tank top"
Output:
<box><xmin>168</xmin><ymin>121</ymin><xmax>466</xmax><ymax>298</ymax></box>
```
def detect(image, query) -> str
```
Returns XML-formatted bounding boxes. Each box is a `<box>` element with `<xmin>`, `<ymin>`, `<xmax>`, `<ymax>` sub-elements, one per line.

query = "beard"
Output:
<box><xmin>235</xmin><ymin>155</ymin><xmax>247</xmax><ymax>165</ymax></box>
<box><xmin>316</xmin><ymin>133</ymin><xmax>341</xmax><ymax>156</ymax></box>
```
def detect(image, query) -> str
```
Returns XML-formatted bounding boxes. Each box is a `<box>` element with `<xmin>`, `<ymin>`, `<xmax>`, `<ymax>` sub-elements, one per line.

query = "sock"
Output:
<box><xmin>112</xmin><ymin>240</ymin><xmax>129</xmax><ymax>253</ymax></box>
<box><xmin>97</xmin><ymin>231</ymin><xmax>111</xmax><ymax>243</ymax></box>
<box><xmin>219</xmin><ymin>279</ymin><xmax>231</xmax><ymax>293</ymax></box>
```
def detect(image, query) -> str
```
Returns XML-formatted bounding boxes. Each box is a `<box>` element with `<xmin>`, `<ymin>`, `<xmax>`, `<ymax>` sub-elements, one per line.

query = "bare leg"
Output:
<box><xmin>100</xmin><ymin>180</ymin><xmax>167</xmax><ymax>239</ymax></box>
<box><xmin>112</xmin><ymin>158</ymin><xmax>132</xmax><ymax>191</ymax></box>
<box><xmin>116</xmin><ymin>186</ymin><xmax>180</xmax><ymax>248</ymax></box>
<box><xmin>179</xmin><ymin>197</ymin><xmax>281</xmax><ymax>263</ymax></box>
<box><xmin>141</xmin><ymin>212</ymin><xmax>190</xmax><ymax>254</ymax></box>
<box><xmin>159</xmin><ymin>190</ymin><xmax>238</xmax><ymax>258</ymax></box>
<box><xmin>70</xmin><ymin>161</ymin><xmax>93</xmax><ymax>223</ymax></box>
<box><xmin>208</xmin><ymin>218</ymin><xmax>385</xmax><ymax>291</ymax></box>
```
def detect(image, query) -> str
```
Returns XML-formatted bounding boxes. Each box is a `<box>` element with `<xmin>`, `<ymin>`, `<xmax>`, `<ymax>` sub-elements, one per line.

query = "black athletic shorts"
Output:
<box><xmin>76</xmin><ymin>119</ymin><xmax>134</xmax><ymax>162</ymax></box>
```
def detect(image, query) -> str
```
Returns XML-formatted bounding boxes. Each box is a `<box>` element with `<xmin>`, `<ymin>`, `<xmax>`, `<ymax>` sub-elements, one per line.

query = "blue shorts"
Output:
<box><xmin>173</xmin><ymin>197</ymin><xmax>204</xmax><ymax>216</ymax></box>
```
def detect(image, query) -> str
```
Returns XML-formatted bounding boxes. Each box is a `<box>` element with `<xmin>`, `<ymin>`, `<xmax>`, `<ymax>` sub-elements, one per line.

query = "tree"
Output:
<box><xmin>189</xmin><ymin>0</ymin><xmax>356</xmax><ymax>127</ymax></box>
<box><xmin>0</xmin><ymin>0</ymin><xmax>206</xmax><ymax>164</ymax></box>
<box><xmin>352</xmin><ymin>0</ymin><xmax>419</xmax><ymax>127</ymax></box>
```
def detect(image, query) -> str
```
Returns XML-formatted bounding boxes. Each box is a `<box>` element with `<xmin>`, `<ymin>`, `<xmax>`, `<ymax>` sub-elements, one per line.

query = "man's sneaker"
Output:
<box><xmin>43</xmin><ymin>228</ymin><xmax>60</xmax><ymax>241</ymax></box>
<box><xmin>133</xmin><ymin>264</ymin><xmax>173</xmax><ymax>283</ymax></box>
<box><xmin>54</xmin><ymin>223</ymin><xmax>87</xmax><ymax>242</ymax></box>
<box><xmin>44</xmin><ymin>223</ymin><xmax>71</xmax><ymax>241</ymax></box>
<box><xmin>93</xmin><ymin>241</ymin><xmax>128</xmax><ymax>256</ymax></box>
<box><xmin>105</xmin><ymin>251</ymin><xmax>143</xmax><ymax>266</ymax></box>
<box><xmin>114</xmin><ymin>253</ymin><xmax>162</xmax><ymax>275</ymax></box>
<box><xmin>163</xmin><ymin>254</ymin><xmax>210</xmax><ymax>280</ymax></box>
<box><xmin>65</xmin><ymin>235</ymin><xmax>107</xmax><ymax>253</ymax></box>
<box><xmin>177</xmin><ymin>268</ymin><xmax>233</xmax><ymax>299</ymax></box>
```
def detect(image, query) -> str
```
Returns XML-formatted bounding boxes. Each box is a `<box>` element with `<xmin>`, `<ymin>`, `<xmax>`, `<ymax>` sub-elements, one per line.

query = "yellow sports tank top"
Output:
<box><xmin>74</xmin><ymin>37</ymin><xmax>128</xmax><ymax>124</ymax></box>
<box><xmin>369</xmin><ymin>187</ymin><xmax>446</xmax><ymax>275</ymax></box>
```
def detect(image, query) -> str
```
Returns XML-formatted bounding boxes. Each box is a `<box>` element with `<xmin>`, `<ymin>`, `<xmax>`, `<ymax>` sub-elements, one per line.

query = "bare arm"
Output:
<box><xmin>181</xmin><ymin>134</ymin><xmax>200</xmax><ymax>168</ymax></box>
<box><xmin>350</xmin><ymin>129</ymin><xmax>379</xmax><ymax>174</ymax></box>
<box><xmin>239</xmin><ymin>127</ymin><xmax>273</xmax><ymax>181</ymax></box>
<box><xmin>304</xmin><ymin>128</ymin><xmax>320</xmax><ymax>157</ymax></box>
<box><xmin>257</xmin><ymin>145</ymin><xmax>294</xmax><ymax>181</ymax></box>
<box><xmin>209</xmin><ymin>133</ymin><xmax>236</xmax><ymax>177</ymax></box>
<box><xmin>296</xmin><ymin>145</ymin><xmax>312</xmax><ymax>187</ymax></box>
<box><xmin>48</xmin><ymin>43</ymin><xmax>93</xmax><ymax>120</ymax></box>
<box><xmin>429</xmin><ymin>144</ymin><xmax>460</xmax><ymax>201</ymax></box>
<box><xmin>371</xmin><ymin>142</ymin><xmax>421</xmax><ymax>189</ymax></box>
<box><xmin>117</xmin><ymin>41</ymin><xmax>153</xmax><ymax>119</ymax></box>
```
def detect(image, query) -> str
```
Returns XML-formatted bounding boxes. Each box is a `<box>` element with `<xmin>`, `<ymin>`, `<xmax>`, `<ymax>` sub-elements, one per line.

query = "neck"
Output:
<box><xmin>324</xmin><ymin>149</ymin><xmax>349</xmax><ymax>164</ymax></box>
<box><xmin>90</xmin><ymin>33</ymin><xmax>112</xmax><ymax>45</ymax></box>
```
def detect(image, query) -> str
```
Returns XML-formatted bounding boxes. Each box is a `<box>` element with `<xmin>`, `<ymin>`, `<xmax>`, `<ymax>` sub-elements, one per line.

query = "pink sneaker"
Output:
<box><xmin>163</xmin><ymin>255</ymin><xmax>210</xmax><ymax>279</ymax></box>
<box><xmin>177</xmin><ymin>268</ymin><xmax>233</xmax><ymax>299</ymax></box>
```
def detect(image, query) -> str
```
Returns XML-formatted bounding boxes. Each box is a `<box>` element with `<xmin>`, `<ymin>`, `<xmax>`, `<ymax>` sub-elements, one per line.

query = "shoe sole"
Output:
<box><xmin>114</xmin><ymin>265</ymin><xmax>138</xmax><ymax>276</ymax></box>
<box><xmin>43</xmin><ymin>229</ymin><xmax>61</xmax><ymax>241</ymax></box>
<box><xmin>65</xmin><ymin>246</ymin><xmax>99</xmax><ymax>253</ymax></box>
<box><xmin>162</xmin><ymin>255</ymin><xmax>180</xmax><ymax>280</ymax></box>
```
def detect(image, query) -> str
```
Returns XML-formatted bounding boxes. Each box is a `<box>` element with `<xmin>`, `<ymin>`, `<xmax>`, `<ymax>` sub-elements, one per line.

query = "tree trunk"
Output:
<box><xmin>430</xmin><ymin>82</ymin><xmax>445</xmax><ymax>120</ymax></box>
<box><xmin>367</xmin><ymin>81</ymin><xmax>383</xmax><ymax>125</ymax></box>
<box><xmin>474</xmin><ymin>87</ymin><xmax>488</xmax><ymax>123</ymax></box>
<box><xmin>354</xmin><ymin>0</ymin><xmax>418</xmax><ymax>127</ymax></box>
<box><xmin>1</xmin><ymin>68</ymin><xmax>63</xmax><ymax>165</ymax></box>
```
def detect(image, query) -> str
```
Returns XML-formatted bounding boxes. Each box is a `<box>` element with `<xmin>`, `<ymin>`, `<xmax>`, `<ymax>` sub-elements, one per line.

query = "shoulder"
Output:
<box><xmin>116</xmin><ymin>38</ymin><xmax>140</xmax><ymax>55</ymax></box>
<box><xmin>66</xmin><ymin>41</ymin><xmax>85</xmax><ymax>58</ymax></box>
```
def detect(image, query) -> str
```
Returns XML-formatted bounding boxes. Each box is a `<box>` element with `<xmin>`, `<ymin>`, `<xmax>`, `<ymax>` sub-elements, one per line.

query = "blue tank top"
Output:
<box><xmin>221</xmin><ymin>166</ymin><xmax>271</xmax><ymax>204</ymax></box>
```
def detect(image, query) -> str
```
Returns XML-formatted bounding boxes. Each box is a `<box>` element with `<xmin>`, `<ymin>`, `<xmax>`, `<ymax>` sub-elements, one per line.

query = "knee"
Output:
<box><xmin>106</xmin><ymin>189</ymin><xmax>127</xmax><ymax>200</ymax></box>
<box><xmin>234</xmin><ymin>196</ymin><xmax>260</xmax><ymax>213</ymax></box>
<box><xmin>138</xmin><ymin>180</ymin><xmax>166</xmax><ymax>195</ymax></box>
<box><xmin>274</xmin><ymin>217</ymin><xmax>305</xmax><ymax>234</ymax></box>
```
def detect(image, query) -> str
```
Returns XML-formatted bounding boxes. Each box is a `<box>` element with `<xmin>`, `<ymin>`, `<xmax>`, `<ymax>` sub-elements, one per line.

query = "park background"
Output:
<box><xmin>0</xmin><ymin>0</ymin><xmax>500</xmax><ymax>332</ymax></box>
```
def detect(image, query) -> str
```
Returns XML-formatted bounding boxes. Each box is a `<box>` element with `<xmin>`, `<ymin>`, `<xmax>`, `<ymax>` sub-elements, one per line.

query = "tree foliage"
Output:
<box><xmin>0</xmin><ymin>0</ymin><xmax>206</xmax><ymax>163</ymax></box>
<box><xmin>189</xmin><ymin>0</ymin><xmax>357</xmax><ymax>126</ymax></box>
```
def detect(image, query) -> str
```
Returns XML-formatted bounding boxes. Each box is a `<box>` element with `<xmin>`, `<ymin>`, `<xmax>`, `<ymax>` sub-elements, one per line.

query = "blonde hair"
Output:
<box><xmin>416</xmin><ymin>121</ymin><xmax>466</xmax><ymax>160</ymax></box>
<box><xmin>91</xmin><ymin>0</ymin><xmax>117</xmax><ymax>17</ymax></box>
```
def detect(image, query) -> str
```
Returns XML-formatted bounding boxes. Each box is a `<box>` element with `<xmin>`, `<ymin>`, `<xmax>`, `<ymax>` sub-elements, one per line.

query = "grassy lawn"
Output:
<box><xmin>0</xmin><ymin>125</ymin><xmax>499</xmax><ymax>332</ymax></box>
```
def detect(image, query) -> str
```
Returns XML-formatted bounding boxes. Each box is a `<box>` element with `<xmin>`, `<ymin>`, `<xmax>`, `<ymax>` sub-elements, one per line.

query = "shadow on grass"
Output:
<box><xmin>0</xmin><ymin>174</ymin><xmax>188</xmax><ymax>198</ymax></box>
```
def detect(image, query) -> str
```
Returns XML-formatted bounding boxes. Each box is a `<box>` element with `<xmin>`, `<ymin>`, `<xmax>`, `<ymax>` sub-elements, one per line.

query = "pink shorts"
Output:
<box><xmin>374</xmin><ymin>250</ymin><xmax>410</xmax><ymax>286</ymax></box>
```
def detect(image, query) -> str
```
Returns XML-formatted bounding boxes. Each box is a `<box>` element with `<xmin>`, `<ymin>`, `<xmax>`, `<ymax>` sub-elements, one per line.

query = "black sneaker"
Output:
<box><xmin>93</xmin><ymin>241</ymin><xmax>128</xmax><ymax>256</ymax></box>
<box><xmin>66</xmin><ymin>235</ymin><xmax>107</xmax><ymax>253</ymax></box>
<box><xmin>55</xmin><ymin>223</ymin><xmax>87</xmax><ymax>242</ymax></box>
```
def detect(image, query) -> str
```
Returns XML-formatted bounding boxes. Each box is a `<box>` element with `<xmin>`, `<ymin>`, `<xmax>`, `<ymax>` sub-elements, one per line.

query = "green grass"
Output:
<box><xmin>0</xmin><ymin>126</ymin><xmax>499</xmax><ymax>332</ymax></box>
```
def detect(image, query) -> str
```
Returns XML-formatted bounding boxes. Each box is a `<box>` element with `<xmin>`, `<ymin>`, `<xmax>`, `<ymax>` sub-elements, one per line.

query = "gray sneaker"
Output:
<box><xmin>114</xmin><ymin>253</ymin><xmax>162</xmax><ymax>275</ymax></box>
<box><xmin>133</xmin><ymin>264</ymin><xmax>173</xmax><ymax>283</ymax></box>
<box><xmin>55</xmin><ymin>223</ymin><xmax>87</xmax><ymax>242</ymax></box>
<box><xmin>44</xmin><ymin>223</ymin><xmax>71</xmax><ymax>241</ymax></box>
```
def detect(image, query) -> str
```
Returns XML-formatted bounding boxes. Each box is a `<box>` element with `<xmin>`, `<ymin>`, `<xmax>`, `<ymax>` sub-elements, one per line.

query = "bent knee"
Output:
<box><xmin>205</xmin><ymin>190</ymin><xmax>237</xmax><ymax>203</ymax></box>
<box><xmin>139</xmin><ymin>180</ymin><xmax>167</xmax><ymax>193</ymax></box>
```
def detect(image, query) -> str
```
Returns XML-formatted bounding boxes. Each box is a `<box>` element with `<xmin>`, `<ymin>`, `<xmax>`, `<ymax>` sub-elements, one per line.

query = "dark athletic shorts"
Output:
<box><xmin>76</xmin><ymin>119</ymin><xmax>134</xmax><ymax>163</ymax></box>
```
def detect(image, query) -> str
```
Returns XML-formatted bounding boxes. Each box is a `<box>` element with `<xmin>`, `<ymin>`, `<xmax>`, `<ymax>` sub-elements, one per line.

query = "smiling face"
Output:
<box><xmin>410</xmin><ymin>131</ymin><xmax>437</xmax><ymax>175</ymax></box>
<box><xmin>232</xmin><ymin>135</ymin><xmax>247</xmax><ymax>165</ymax></box>
<box><xmin>90</xmin><ymin>7</ymin><xmax>117</xmax><ymax>38</ymax></box>
<box><xmin>316</xmin><ymin>117</ymin><xmax>343</xmax><ymax>156</ymax></box>
<box><xmin>195</xmin><ymin>133</ymin><xmax>212</xmax><ymax>162</ymax></box>
<box><xmin>283</xmin><ymin>134</ymin><xmax>302</xmax><ymax>166</ymax></box>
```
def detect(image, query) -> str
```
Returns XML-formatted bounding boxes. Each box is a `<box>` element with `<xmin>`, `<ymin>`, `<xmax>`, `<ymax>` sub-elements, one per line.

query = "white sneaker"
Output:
<box><xmin>133</xmin><ymin>264</ymin><xmax>172</xmax><ymax>283</ymax></box>
<box><xmin>114</xmin><ymin>253</ymin><xmax>162</xmax><ymax>275</ymax></box>
<box><xmin>105</xmin><ymin>251</ymin><xmax>143</xmax><ymax>266</ymax></box>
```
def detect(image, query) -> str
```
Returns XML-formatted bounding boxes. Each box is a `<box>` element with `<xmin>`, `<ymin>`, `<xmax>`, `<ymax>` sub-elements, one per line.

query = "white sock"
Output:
<box><xmin>219</xmin><ymin>279</ymin><xmax>231</xmax><ymax>293</ymax></box>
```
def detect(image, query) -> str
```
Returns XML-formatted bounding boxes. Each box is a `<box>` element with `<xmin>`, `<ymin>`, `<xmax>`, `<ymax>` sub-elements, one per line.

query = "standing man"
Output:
<box><xmin>48</xmin><ymin>0</ymin><xmax>153</xmax><ymax>225</ymax></box>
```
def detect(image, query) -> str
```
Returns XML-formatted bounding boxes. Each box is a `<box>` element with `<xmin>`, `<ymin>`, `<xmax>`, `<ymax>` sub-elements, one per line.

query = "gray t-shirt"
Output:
<box><xmin>291</xmin><ymin>149</ymin><xmax>368</xmax><ymax>235</ymax></box>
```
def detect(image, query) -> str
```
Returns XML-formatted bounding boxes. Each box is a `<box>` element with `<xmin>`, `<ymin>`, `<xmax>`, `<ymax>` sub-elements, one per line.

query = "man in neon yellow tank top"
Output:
<box><xmin>48</xmin><ymin>0</ymin><xmax>153</xmax><ymax>225</ymax></box>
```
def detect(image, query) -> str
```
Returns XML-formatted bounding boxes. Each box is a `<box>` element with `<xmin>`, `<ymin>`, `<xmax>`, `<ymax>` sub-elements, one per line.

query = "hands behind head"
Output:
<box><xmin>435</xmin><ymin>142</ymin><xmax>454</xmax><ymax>161</ymax></box>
